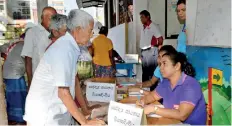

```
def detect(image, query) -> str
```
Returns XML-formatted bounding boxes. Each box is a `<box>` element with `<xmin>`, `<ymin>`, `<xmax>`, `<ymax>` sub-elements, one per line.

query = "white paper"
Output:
<box><xmin>86</xmin><ymin>82</ymin><xmax>116</xmax><ymax>103</ymax></box>
<box><xmin>108</xmin><ymin>101</ymin><xmax>143</xmax><ymax>126</ymax></box>
<box><xmin>124</xmin><ymin>54</ymin><xmax>139</xmax><ymax>63</ymax></box>
<box><xmin>125</xmin><ymin>104</ymin><xmax>165</xmax><ymax>118</ymax></box>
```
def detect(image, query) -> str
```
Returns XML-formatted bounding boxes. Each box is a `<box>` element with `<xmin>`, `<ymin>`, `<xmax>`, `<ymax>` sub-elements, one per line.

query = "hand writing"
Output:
<box><xmin>136</xmin><ymin>99</ymin><xmax>145</xmax><ymax>107</ymax></box>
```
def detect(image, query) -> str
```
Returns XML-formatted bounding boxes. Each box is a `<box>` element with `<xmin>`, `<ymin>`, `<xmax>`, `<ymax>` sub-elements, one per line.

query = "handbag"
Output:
<box><xmin>77</xmin><ymin>61</ymin><xmax>93</xmax><ymax>80</ymax></box>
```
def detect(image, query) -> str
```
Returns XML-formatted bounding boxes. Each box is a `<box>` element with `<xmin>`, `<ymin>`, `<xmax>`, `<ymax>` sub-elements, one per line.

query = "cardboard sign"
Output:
<box><xmin>108</xmin><ymin>101</ymin><xmax>143</xmax><ymax>126</ymax></box>
<box><xmin>124</xmin><ymin>54</ymin><xmax>139</xmax><ymax>63</ymax></box>
<box><xmin>86</xmin><ymin>82</ymin><xmax>116</xmax><ymax>102</ymax></box>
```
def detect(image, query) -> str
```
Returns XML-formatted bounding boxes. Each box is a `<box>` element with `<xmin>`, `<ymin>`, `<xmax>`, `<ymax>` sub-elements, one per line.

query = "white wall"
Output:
<box><xmin>186</xmin><ymin>0</ymin><xmax>198</xmax><ymax>45</ymax></box>
<box><xmin>133</xmin><ymin>0</ymin><xmax>148</xmax><ymax>52</ymax></box>
<box><xmin>108</xmin><ymin>23</ymin><xmax>125</xmax><ymax>58</ymax></box>
<box><xmin>148</xmin><ymin>0</ymin><xmax>177</xmax><ymax>47</ymax></box>
<box><xmin>128</xmin><ymin>22</ymin><xmax>136</xmax><ymax>53</ymax></box>
<box><xmin>187</xmin><ymin>0</ymin><xmax>231</xmax><ymax>47</ymax></box>
<box><xmin>37</xmin><ymin>0</ymin><xmax>48</xmax><ymax>23</ymax></box>
<box><xmin>63</xmin><ymin>0</ymin><xmax>78</xmax><ymax>15</ymax></box>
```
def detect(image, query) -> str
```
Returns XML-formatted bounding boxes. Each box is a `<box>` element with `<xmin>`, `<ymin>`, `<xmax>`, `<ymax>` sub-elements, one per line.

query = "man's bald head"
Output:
<box><xmin>41</xmin><ymin>7</ymin><xmax>57</xmax><ymax>30</ymax></box>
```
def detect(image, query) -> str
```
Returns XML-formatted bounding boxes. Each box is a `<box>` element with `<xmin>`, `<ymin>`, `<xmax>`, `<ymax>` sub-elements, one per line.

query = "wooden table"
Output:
<box><xmin>84</xmin><ymin>77</ymin><xmax>181</xmax><ymax>124</ymax></box>
<box><xmin>120</xmin><ymin>97</ymin><xmax>181</xmax><ymax>125</ymax></box>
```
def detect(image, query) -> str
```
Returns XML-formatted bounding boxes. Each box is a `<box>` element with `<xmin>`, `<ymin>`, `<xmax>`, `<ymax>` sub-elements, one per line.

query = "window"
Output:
<box><xmin>12</xmin><ymin>1</ymin><xmax>31</xmax><ymax>20</ymax></box>
<box><xmin>0</xmin><ymin>5</ymin><xmax>4</xmax><ymax>10</ymax></box>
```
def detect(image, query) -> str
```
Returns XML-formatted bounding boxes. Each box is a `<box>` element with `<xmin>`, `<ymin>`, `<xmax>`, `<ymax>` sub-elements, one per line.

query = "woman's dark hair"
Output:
<box><xmin>159</xmin><ymin>45</ymin><xmax>177</xmax><ymax>54</ymax></box>
<box><xmin>140</xmin><ymin>10</ymin><xmax>151</xmax><ymax>19</ymax></box>
<box><xmin>177</xmin><ymin>0</ymin><xmax>186</xmax><ymax>6</ymax></box>
<box><xmin>163</xmin><ymin>52</ymin><xmax>196</xmax><ymax>77</ymax></box>
<box><xmin>99</xmin><ymin>26</ymin><xmax>108</xmax><ymax>36</ymax></box>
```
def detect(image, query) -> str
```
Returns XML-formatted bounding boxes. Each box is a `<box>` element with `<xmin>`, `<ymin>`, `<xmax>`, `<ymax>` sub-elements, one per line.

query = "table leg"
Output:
<box><xmin>128</xmin><ymin>69</ymin><xmax>132</xmax><ymax>77</ymax></box>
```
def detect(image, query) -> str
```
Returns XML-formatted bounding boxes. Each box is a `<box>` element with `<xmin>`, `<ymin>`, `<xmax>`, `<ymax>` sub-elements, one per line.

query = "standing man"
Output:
<box><xmin>21</xmin><ymin>7</ymin><xmax>57</xmax><ymax>90</ymax></box>
<box><xmin>140</xmin><ymin>10</ymin><xmax>163</xmax><ymax>84</ymax></box>
<box><xmin>1</xmin><ymin>33</ymin><xmax>27</xmax><ymax>125</ymax></box>
<box><xmin>23</xmin><ymin>9</ymin><xmax>105</xmax><ymax>125</ymax></box>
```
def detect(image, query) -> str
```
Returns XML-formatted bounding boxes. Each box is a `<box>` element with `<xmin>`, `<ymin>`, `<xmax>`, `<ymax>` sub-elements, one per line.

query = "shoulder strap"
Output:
<box><xmin>182</xmin><ymin>24</ymin><xmax>186</xmax><ymax>32</ymax></box>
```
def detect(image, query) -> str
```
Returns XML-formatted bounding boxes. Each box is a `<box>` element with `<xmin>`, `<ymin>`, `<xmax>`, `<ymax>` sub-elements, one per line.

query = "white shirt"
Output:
<box><xmin>78</xmin><ymin>45</ymin><xmax>92</xmax><ymax>61</ymax></box>
<box><xmin>21</xmin><ymin>24</ymin><xmax>51</xmax><ymax>74</ymax></box>
<box><xmin>140</xmin><ymin>22</ymin><xmax>162</xmax><ymax>49</ymax></box>
<box><xmin>24</xmin><ymin>32</ymin><xmax>80</xmax><ymax>125</ymax></box>
<box><xmin>2</xmin><ymin>41</ymin><xmax>25</xmax><ymax>79</ymax></box>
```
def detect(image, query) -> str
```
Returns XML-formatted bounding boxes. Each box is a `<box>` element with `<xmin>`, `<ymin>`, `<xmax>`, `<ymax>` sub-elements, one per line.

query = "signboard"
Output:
<box><xmin>108</xmin><ymin>101</ymin><xmax>143</xmax><ymax>126</ymax></box>
<box><xmin>210</xmin><ymin>68</ymin><xmax>223</xmax><ymax>86</ymax></box>
<box><xmin>124</xmin><ymin>54</ymin><xmax>139</xmax><ymax>63</ymax></box>
<box><xmin>86</xmin><ymin>82</ymin><xmax>116</xmax><ymax>102</ymax></box>
<box><xmin>208</xmin><ymin>67</ymin><xmax>223</xmax><ymax>125</ymax></box>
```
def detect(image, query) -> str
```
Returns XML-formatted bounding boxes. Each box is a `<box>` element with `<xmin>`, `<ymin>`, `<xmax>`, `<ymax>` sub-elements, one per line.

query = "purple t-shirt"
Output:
<box><xmin>155</xmin><ymin>73</ymin><xmax>207</xmax><ymax>125</ymax></box>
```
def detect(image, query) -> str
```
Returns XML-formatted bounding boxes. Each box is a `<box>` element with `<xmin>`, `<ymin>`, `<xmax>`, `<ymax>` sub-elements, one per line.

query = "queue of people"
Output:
<box><xmin>0</xmin><ymin>0</ymin><xmax>207</xmax><ymax>125</ymax></box>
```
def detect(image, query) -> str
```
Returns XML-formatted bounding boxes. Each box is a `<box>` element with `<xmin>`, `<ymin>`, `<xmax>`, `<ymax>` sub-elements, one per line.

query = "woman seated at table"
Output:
<box><xmin>130</xmin><ymin>45</ymin><xmax>177</xmax><ymax>94</ymax></box>
<box><xmin>92</xmin><ymin>26</ymin><xmax>115</xmax><ymax>77</ymax></box>
<box><xmin>137</xmin><ymin>51</ymin><xmax>207</xmax><ymax>125</ymax></box>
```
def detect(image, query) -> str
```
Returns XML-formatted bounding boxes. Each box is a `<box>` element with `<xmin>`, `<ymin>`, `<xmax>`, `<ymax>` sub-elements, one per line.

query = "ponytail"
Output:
<box><xmin>182</xmin><ymin>61</ymin><xmax>196</xmax><ymax>77</ymax></box>
<box><xmin>177</xmin><ymin>52</ymin><xmax>196</xmax><ymax>77</ymax></box>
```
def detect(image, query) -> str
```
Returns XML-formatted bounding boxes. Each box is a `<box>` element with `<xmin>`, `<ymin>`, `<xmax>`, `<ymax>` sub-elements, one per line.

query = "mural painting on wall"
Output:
<box><xmin>186</xmin><ymin>46</ymin><xmax>231</xmax><ymax>125</ymax></box>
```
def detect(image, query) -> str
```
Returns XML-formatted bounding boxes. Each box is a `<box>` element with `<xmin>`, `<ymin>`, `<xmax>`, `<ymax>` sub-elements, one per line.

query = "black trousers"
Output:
<box><xmin>141</xmin><ymin>47</ymin><xmax>158</xmax><ymax>88</ymax></box>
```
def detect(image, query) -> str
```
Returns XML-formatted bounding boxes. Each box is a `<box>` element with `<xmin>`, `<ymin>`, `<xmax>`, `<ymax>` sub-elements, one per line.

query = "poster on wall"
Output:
<box><xmin>165</xmin><ymin>0</ymin><xmax>183</xmax><ymax>39</ymax></box>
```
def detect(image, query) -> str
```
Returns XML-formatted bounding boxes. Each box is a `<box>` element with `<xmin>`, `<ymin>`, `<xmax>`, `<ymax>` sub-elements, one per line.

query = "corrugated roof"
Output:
<box><xmin>76</xmin><ymin>0</ymin><xmax>106</xmax><ymax>8</ymax></box>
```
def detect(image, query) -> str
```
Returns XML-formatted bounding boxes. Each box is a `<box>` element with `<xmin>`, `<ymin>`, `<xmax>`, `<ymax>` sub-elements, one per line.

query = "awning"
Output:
<box><xmin>76</xmin><ymin>0</ymin><xmax>106</xmax><ymax>8</ymax></box>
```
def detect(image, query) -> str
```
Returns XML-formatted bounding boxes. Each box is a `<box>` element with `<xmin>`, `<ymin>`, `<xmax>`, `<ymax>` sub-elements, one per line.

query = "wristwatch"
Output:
<box><xmin>154</xmin><ymin>106</ymin><xmax>158</xmax><ymax>114</ymax></box>
<box><xmin>140</xmin><ymin>89</ymin><xmax>144</xmax><ymax>94</ymax></box>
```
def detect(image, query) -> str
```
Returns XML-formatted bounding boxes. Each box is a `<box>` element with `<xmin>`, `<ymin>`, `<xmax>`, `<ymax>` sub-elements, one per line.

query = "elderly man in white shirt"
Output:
<box><xmin>21</xmin><ymin>7</ymin><xmax>57</xmax><ymax>89</ymax></box>
<box><xmin>139</xmin><ymin>10</ymin><xmax>163</xmax><ymax>89</ymax></box>
<box><xmin>23</xmin><ymin>9</ymin><xmax>105</xmax><ymax>125</ymax></box>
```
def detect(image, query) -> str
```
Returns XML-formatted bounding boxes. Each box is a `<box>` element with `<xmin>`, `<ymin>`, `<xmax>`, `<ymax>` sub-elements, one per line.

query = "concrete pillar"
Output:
<box><xmin>107</xmin><ymin>0</ymin><xmax>111</xmax><ymax>28</ymax></box>
<box><xmin>104</xmin><ymin>3</ymin><xmax>108</xmax><ymax>27</ymax></box>
<box><xmin>115</xmin><ymin>0</ymin><xmax>119</xmax><ymax>25</ymax></box>
<box><xmin>36</xmin><ymin>0</ymin><xmax>48</xmax><ymax>23</ymax></box>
